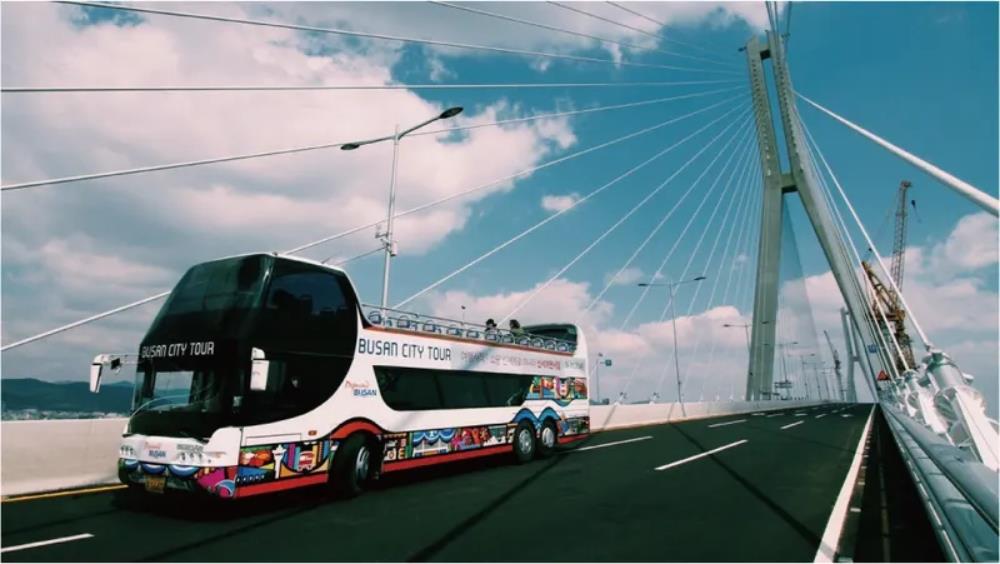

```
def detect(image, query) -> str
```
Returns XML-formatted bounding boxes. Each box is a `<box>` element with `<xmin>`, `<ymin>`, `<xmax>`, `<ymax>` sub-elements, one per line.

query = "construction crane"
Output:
<box><xmin>890</xmin><ymin>180</ymin><xmax>913</xmax><ymax>294</ymax></box>
<box><xmin>863</xmin><ymin>180</ymin><xmax>917</xmax><ymax>375</ymax></box>
<box><xmin>823</xmin><ymin>330</ymin><xmax>845</xmax><ymax>401</ymax></box>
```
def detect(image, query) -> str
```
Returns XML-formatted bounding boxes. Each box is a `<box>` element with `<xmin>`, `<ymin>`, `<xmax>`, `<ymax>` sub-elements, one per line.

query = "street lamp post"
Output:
<box><xmin>341</xmin><ymin>106</ymin><xmax>464</xmax><ymax>308</ymax></box>
<box><xmin>638</xmin><ymin>275</ymin><xmax>707</xmax><ymax>405</ymax></box>
<box><xmin>722</xmin><ymin>321</ymin><xmax>752</xmax><ymax>398</ymax></box>
<box><xmin>778</xmin><ymin>340</ymin><xmax>798</xmax><ymax>400</ymax></box>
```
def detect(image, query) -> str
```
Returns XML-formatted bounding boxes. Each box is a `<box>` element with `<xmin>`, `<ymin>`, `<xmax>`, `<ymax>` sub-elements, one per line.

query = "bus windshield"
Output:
<box><xmin>130</xmin><ymin>254</ymin><xmax>360</xmax><ymax>439</ymax></box>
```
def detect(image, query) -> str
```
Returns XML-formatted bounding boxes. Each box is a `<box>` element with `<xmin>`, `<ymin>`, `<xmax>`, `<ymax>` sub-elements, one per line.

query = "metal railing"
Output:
<box><xmin>882</xmin><ymin>403</ymin><xmax>999</xmax><ymax>562</ymax></box>
<box><xmin>362</xmin><ymin>305</ymin><xmax>577</xmax><ymax>354</ymax></box>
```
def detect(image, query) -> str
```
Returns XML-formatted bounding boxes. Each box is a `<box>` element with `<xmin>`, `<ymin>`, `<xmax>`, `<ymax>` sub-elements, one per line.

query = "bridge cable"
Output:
<box><xmin>580</xmin><ymin>117</ymin><xmax>749</xmax><ymax>312</ymax></box>
<box><xmin>796</xmin><ymin>92</ymin><xmax>999</xmax><ymax>217</ymax></box>
<box><xmin>610</xmin><ymin>119</ymin><xmax>755</xmax><ymax>400</ymax></box>
<box><xmin>583</xmin><ymin>112</ymin><xmax>754</xmax><ymax>316</ymax></box>
<box><xmin>797</xmin><ymin>114</ymin><xmax>933</xmax><ymax>351</ymax></box>
<box><xmin>286</xmin><ymin>93</ymin><xmax>745</xmax><ymax>256</ymax></box>
<box><xmin>1</xmin><ymin>79</ymin><xmax>741</xmax><ymax>95</ymax></box>
<box><xmin>321</xmin><ymin>246</ymin><xmax>384</xmax><ymax>267</ymax></box>
<box><xmin>603</xmin><ymin>2</ymin><xmax>729</xmax><ymax>58</ymax></box>
<box><xmin>674</xmin><ymin>154</ymin><xmax>762</xmax><ymax>401</ymax></box>
<box><xmin>793</xmin><ymin>104</ymin><xmax>903</xmax><ymax>375</ymax></box>
<box><xmin>0</xmin><ymin>96</ymin><xmax>744</xmax><ymax>352</ymax></box>
<box><xmin>1</xmin><ymin>86</ymin><xmax>740</xmax><ymax>192</ymax></box>
<box><xmin>498</xmin><ymin>113</ymin><xmax>756</xmax><ymax>322</ymax></box>
<box><xmin>690</xmin><ymin>146</ymin><xmax>760</xmax><ymax>401</ymax></box>
<box><xmin>394</xmin><ymin>104</ymin><xmax>750</xmax><ymax>310</ymax></box>
<box><xmin>673</xmin><ymin>142</ymin><xmax>759</xmax><ymax>400</ymax></box>
<box><xmin>613</xmin><ymin>120</ymin><xmax>753</xmax><ymax>333</ymax></box>
<box><xmin>798</xmin><ymin>114</ymin><xmax>906</xmax><ymax>385</ymax></box>
<box><xmin>648</xmin><ymin>138</ymin><xmax>758</xmax><ymax>400</ymax></box>
<box><xmin>430</xmin><ymin>1</ymin><xmax>738</xmax><ymax>70</ymax></box>
<box><xmin>548</xmin><ymin>1</ymin><xmax>738</xmax><ymax>69</ymax></box>
<box><xmin>57</xmin><ymin>1</ymin><xmax>737</xmax><ymax>75</ymax></box>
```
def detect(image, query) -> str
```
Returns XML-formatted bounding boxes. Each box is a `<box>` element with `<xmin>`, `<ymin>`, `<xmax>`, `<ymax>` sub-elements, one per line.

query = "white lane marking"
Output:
<box><xmin>751</xmin><ymin>412</ymin><xmax>766</xmax><ymax>416</ymax></box>
<box><xmin>0</xmin><ymin>533</ymin><xmax>94</xmax><ymax>554</ymax></box>
<box><xmin>816</xmin><ymin>413</ymin><xmax>828</xmax><ymax>419</ymax></box>
<box><xmin>573</xmin><ymin>435</ymin><xmax>653</xmax><ymax>452</ymax></box>
<box><xmin>655</xmin><ymin>440</ymin><xmax>748</xmax><ymax>471</ymax></box>
<box><xmin>841</xmin><ymin>414</ymin><xmax>852</xmax><ymax>418</ymax></box>
<box><xmin>781</xmin><ymin>421</ymin><xmax>804</xmax><ymax>430</ymax></box>
<box><xmin>766</xmin><ymin>413</ymin><xmax>783</xmax><ymax>418</ymax></box>
<box><xmin>796</xmin><ymin>413</ymin><xmax>808</xmax><ymax>417</ymax></box>
<box><xmin>708</xmin><ymin>419</ymin><xmax>747</xmax><ymax>428</ymax></box>
<box><xmin>814</xmin><ymin>406</ymin><xmax>876</xmax><ymax>563</ymax></box>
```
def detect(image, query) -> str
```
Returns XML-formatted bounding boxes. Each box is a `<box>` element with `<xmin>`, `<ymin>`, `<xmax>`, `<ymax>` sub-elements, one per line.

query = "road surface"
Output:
<box><xmin>1</xmin><ymin>403</ymin><xmax>873</xmax><ymax>562</ymax></box>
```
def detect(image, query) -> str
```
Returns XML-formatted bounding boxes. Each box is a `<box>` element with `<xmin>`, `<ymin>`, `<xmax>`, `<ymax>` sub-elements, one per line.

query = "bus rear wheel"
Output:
<box><xmin>513</xmin><ymin>421</ymin><xmax>536</xmax><ymax>464</ymax></box>
<box><xmin>331</xmin><ymin>434</ymin><xmax>374</xmax><ymax>498</ymax></box>
<box><xmin>537</xmin><ymin>420</ymin><xmax>557</xmax><ymax>459</ymax></box>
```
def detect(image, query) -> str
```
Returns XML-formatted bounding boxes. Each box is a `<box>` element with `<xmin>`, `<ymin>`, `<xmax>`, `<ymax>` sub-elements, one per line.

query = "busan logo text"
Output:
<box><xmin>346</xmin><ymin>380</ymin><xmax>377</xmax><ymax>397</ymax></box>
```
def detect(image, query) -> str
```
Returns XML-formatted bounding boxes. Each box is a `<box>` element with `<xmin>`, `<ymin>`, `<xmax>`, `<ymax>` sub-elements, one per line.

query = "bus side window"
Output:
<box><xmin>483</xmin><ymin>373</ymin><xmax>533</xmax><ymax>406</ymax></box>
<box><xmin>375</xmin><ymin>367</ymin><xmax>442</xmax><ymax>411</ymax></box>
<box><xmin>437</xmin><ymin>371</ymin><xmax>489</xmax><ymax>409</ymax></box>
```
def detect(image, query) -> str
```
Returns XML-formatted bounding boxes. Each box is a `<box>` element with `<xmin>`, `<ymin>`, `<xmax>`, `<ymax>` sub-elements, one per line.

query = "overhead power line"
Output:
<box><xmin>1</xmin><ymin>86</ymin><xmax>739</xmax><ymax>192</ymax></box>
<box><xmin>56</xmin><ymin>1</ymin><xmax>739</xmax><ymax>75</ymax></box>
<box><xmin>1</xmin><ymin>79</ymin><xmax>739</xmax><ymax>94</ymax></box>
<box><xmin>1</xmin><ymin>94</ymin><xmax>744</xmax><ymax>351</ymax></box>
<box><xmin>430</xmin><ymin>1</ymin><xmax>737</xmax><ymax>69</ymax></box>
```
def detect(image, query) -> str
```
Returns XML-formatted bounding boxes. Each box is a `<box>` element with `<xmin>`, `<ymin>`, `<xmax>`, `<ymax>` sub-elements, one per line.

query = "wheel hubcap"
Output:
<box><xmin>518</xmin><ymin>428</ymin><xmax>533</xmax><ymax>453</ymax></box>
<box><xmin>542</xmin><ymin>426</ymin><xmax>555</xmax><ymax>448</ymax></box>
<box><xmin>355</xmin><ymin>446</ymin><xmax>370</xmax><ymax>482</ymax></box>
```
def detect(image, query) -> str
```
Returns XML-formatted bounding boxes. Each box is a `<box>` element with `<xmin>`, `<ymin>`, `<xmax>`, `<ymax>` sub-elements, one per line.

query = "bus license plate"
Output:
<box><xmin>145</xmin><ymin>476</ymin><xmax>166</xmax><ymax>494</ymax></box>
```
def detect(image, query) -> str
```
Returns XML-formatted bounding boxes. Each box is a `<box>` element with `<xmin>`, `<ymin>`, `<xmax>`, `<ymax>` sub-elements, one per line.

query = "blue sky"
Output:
<box><xmin>1</xmin><ymin>2</ymin><xmax>996</xmax><ymax>413</ymax></box>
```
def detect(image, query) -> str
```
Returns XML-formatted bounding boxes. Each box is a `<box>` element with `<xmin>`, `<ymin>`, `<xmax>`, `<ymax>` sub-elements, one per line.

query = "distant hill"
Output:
<box><xmin>1</xmin><ymin>378</ymin><xmax>133</xmax><ymax>413</ymax></box>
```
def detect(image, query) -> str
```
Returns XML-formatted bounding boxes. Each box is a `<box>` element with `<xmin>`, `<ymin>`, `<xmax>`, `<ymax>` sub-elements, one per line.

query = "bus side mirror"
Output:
<box><xmin>89</xmin><ymin>355</ymin><xmax>106</xmax><ymax>393</ymax></box>
<box><xmin>250</xmin><ymin>348</ymin><xmax>270</xmax><ymax>391</ymax></box>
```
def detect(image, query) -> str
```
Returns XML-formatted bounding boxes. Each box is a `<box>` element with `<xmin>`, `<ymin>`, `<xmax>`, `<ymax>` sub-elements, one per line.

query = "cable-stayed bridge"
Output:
<box><xmin>1</xmin><ymin>1</ymin><xmax>997</xmax><ymax>561</ymax></box>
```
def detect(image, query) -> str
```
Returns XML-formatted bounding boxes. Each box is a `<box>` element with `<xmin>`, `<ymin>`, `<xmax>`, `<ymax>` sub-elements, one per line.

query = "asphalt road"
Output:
<box><xmin>1</xmin><ymin>403</ymin><xmax>873</xmax><ymax>562</ymax></box>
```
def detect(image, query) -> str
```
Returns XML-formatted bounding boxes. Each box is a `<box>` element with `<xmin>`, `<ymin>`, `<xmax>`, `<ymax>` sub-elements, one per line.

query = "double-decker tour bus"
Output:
<box><xmin>89</xmin><ymin>253</ymin><xmax>589</xmax><ymax>499</ymax></box>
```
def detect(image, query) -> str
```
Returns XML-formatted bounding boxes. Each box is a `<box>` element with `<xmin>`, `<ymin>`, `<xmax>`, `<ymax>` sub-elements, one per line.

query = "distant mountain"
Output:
<box><xmin>1</xmin><ymin>378</ymin><xmax>133</xmax><ymax>413</ymax></box>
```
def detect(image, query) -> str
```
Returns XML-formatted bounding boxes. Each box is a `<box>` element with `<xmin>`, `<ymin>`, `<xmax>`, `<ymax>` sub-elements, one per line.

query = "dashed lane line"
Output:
<box><xmin>781</xmin><ymin>421</ymin><xmax>805</xmax><ymax>430</ymax></box>
<box><xmin>766</xmin><ymin>413</ymin><xmax>783</xmax><ymax>418</ymax></box>
<box><xmin>708</xmin><ymin>419</ymin><xmax>747</xmax><ymax>428</ymax></box>
<box><xmin>573</xmin><ymin>436</ymin><xmax>653</xmax><ymax>452</ymax></box>
<box><xmin>655</xmin><ymin>440</ymin><xmax>748</xmax><ymax>471</ymax></box>
<box><xmin>0</xmin><ymin>534</ymin><xmax>94</xmax><ymax>554</ymax></box>
<box><xmin>816</xmin><ymin>413</ymin><xmax>828</xmax><ymax>419</ymax></box>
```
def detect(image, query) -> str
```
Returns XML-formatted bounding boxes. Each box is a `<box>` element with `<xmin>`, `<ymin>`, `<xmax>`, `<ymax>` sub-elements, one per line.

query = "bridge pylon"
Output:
<box><xmin>743</xmin><ymin>32</ymin><xmax>882</xmax><ymax>401</ymax></box>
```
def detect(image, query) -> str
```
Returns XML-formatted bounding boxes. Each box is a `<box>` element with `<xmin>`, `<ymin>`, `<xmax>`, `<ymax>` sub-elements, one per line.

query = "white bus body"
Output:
<box><xmin>108</xmin><ymin>254</ymin><xmax>589</xmax><ymax>499</ymax></box>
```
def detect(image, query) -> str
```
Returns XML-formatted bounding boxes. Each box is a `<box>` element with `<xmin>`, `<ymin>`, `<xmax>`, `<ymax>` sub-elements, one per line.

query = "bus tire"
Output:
<box><xmin>537</xmin><ymin>420</ymin><xmax>557</xmax><ymax>459</ymax></box>
<box><xmin>331</xmin><ymin>434</ymin><xmax>373</xmax><ymax>498</ymax></box>
<box><xmin>513</xmin><ymin>421</ymin><xmax>536</xmax><ymax>464</ymax></box>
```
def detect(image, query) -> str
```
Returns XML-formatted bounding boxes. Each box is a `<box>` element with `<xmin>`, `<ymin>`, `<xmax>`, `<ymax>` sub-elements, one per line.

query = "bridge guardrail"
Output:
<box><xmin>1</xmin><ymin>400</ymin><xmax>826</xmax><ymax>498</ymax></box>
<box><xmin>882</xmin><ymin>403</ymin><xmax>999</xmax><ymax>562</ymax></box>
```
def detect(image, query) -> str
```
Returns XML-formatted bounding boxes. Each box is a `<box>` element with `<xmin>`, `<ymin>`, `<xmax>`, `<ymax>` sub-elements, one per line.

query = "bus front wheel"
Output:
<box><xmin>331</xmin><ymin>434</ymin><xmax>373</xmax><ymax>498</ymax></box>
<box><xmin>513</xmin><ymin>421</ymin><xmax>536</xmax><ymax>464</ymax></box>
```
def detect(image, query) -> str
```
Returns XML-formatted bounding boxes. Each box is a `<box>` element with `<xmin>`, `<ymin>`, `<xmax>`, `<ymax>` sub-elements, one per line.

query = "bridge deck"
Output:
<box><xmin>1</xmin><ymin>404</ymin><xmax>873</xmax><ymax>562</ymax></box>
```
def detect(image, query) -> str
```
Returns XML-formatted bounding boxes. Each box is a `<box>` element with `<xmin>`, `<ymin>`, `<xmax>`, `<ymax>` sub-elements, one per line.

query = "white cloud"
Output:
<box><xmin>605</xmin><ymin>266</ymin><xmax>644</xmax><ymax>286</ymax></box>
<box><xmin>540</xmin><ymin>193</ymin><xmax>581</xmax><ymax>213</ymax></box>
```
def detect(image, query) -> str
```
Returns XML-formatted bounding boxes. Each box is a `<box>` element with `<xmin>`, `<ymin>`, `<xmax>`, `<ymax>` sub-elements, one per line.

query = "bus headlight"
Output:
<box><xmin>120</xmin><ymin>445</ymin><xmax>136</xmax><ymax>458</ymax></box>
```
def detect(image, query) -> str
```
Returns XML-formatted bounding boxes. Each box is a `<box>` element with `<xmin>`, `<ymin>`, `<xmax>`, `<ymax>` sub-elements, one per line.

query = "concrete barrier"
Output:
<box><xmin>590</xmin><ymin>399</ymin><xmax>824</xmax><ymax>432</ymax></box>
<box><xmin>2</xmin><ymin>418</ymin><xmax>127</xmax><ymax>497</ymax></box>
<box><xmin>1</xmin><ymin>400</ymin><xmax>824</xmax><ymax>497</ymax></box>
